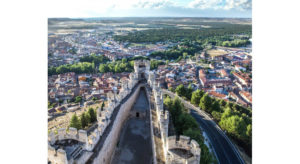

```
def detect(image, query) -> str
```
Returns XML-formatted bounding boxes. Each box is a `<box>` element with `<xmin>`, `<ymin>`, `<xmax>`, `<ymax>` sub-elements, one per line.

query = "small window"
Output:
<box><xmin>136</xmin><ymin>112</ymin><xmax>139</xmax><ymax>118</ymax></box>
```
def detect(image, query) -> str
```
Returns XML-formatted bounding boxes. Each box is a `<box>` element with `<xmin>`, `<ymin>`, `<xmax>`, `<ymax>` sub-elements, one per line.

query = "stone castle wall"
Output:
<box><xmin>144</xmin><ymin>86</ymin><xmax>157</xmax><ymax>164</ymax></box>
<box><xmin>92</xmin><ymin>84</ymin><xmax>143</xmax><ymax>164</ymax></box>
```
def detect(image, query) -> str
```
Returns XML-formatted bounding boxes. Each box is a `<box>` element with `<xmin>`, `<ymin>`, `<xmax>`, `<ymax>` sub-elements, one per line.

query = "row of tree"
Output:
<box><xmin>48</xmin><ymin>54</ymin><xmax>111</xmax><ymax>76</ymax></box>
<box><xmin>49</xmin><ymin>56</ymin><xmax>165</xmax><ymax>76</ymax></box>
<box><xmin>48</xmin><ymin>62</ymin><xmax>95</xmax><ymax>76</ymax></box>
<box><xmin>150</xmin><ymin>60</ymin><xmax>165</xmax><ymax>70</ymax></box>
<box><xmin>149</xmin><ymin>41</ymin><xmax>203</xmax><ymax>60</ymax></box>
<box><xmin>99</xmin><ymin>58</ymin><xmax>165</xmax><ymax>73</ymax></box>
<box><xmin>217</xmin><ymin>39</ymin><xmax>250</xmax><ymax>47</ymax></box>
<box><xmin>114</xmin><ymin>23</ymin><xmax>252</xmax><ymax>44</ymax></box>
<box><xmin>69</xmin><ymin>107</ymin><xmax>97</xmax><ymax>130</ymax></box>
<box><xmin>163</xmin><ymin>96</ymin><xmax>215</xmax><ymax>164</ymax></box>
<box><xmin>173</xmin><ymin>84</ymin><xmax>252</xmax><ymax>156</ymax></box>
<box><xmin>79</xmin><ymin>54</ymin><xmax>110</xmax><ymax>66</ymax></box>
<box><xmin>99</xmin><ymin>59</ymin><xmax>134</xmax><ymax>73</ymax></box>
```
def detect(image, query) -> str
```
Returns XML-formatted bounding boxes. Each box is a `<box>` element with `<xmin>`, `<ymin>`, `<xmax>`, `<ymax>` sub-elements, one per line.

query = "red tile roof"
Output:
<box><xmin>209</xmin><ymin>91</ymin><xmax>227</xmax><ymax>99</ymax></box>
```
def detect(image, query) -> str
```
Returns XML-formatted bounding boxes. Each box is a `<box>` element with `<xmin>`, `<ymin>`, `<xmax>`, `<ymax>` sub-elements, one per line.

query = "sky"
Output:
<box><xmin>47</xmin><ymin>0</ymin><xmax>252</xmax><ymax>18</ymax></box>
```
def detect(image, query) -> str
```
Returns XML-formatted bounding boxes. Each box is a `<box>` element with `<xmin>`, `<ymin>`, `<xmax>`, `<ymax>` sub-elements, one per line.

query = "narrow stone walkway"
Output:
<box><xmin>111</xmin><ymin>88</ymin><xmax>153</xmax><ymax>164</ymax></box>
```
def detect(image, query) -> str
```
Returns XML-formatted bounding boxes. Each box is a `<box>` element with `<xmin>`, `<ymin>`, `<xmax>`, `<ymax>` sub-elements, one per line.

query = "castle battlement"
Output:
<box><xmin>167</xmin><ymin>135</ymin><xmax>201</xmax><ymax>164</ymax></box>
<box><xmin>48</xmin><ymin>146</ymin><xmax>68</xmax><ymax>164</ymax></box>
<box><xmin>49</xmin><ymin>128</ymin><xmax>88</xmax><ymax>145</ymax></box>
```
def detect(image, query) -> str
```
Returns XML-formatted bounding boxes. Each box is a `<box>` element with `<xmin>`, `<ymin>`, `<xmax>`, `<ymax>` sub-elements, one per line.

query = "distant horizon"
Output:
<box><xmin>49</xmin><ymin>16</ymin><xmax>252</xmax><ymax>19</ymax></box>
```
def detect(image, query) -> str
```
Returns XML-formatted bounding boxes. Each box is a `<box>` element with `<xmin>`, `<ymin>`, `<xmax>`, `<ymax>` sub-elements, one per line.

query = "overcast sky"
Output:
<box><xmin>47</xmin><ymin>0</ymin><xmax>252</xmax><ymax>18</ymax></box>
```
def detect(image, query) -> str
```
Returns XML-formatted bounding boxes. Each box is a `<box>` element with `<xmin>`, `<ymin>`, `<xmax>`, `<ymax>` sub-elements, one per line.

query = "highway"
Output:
<box><xmin>163</xmin><ymin>89</ymin><xmax>245</xmax><ymax>164</ymax></box>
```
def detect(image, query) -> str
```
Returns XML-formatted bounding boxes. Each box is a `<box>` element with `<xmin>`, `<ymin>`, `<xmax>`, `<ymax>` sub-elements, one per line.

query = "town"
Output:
<box><xmin>48</xmin><ymin>17</ymin><xmax>252</xmax><ymax>164</ymax></box>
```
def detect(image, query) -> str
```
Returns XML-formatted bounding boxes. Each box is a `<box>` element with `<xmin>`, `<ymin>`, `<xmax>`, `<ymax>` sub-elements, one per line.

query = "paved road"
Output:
<box><xmin>163</xmin><ymin>89</ymin><xmax>245</xmax><ymax>164</ymax></box>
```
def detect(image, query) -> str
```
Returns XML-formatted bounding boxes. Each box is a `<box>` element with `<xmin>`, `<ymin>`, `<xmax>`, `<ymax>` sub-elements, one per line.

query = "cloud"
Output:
<box><xmin>46</xmin><ymin>0</ymin><xmax>252</xmax><ymax>18</ymax></box>
<box><xmin>133</xmin><ymin>0</ymin><xmax>175</xmax><ymax>9</ymax></box>
<box><xmin>188</xmin><ymin>0</ymin><xmax>223</xmax><ymax>10</ymax></box>
<box><xmin>188</xmin><ymin>0</ymin><xmax>252</xmax><ymax>11</ymax></box>
<box><xmin>223</xmin><ymin>0</ymin><xmax>252</xmax><ymax>10</ymax></box>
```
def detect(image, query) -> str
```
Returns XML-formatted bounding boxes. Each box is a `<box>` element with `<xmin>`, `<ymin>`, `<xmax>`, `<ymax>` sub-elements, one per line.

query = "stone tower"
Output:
<box><xmin>134</xmin><ymin>60</ymin><xmax>150</xmax><ymax>80</ymax></box>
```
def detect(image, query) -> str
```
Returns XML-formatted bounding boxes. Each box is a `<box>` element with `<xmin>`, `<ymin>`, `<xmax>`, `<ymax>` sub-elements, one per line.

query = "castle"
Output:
<box><xmin>48</xmin><ymin>60</ymin><xmax>200</xmax><ymax>164</ymax></box>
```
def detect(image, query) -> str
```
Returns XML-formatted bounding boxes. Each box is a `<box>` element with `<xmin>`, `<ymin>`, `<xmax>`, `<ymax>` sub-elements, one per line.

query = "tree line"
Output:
<box><xmin>99</xmin><ymin>58</ymin><xmax>165</xmax><ymax>73</ymax></box>
<box><xmin>114</xmin><ymin>23</ymin><xmax>251</xmax><ymax>44</ymax></box>
<box><xmin>164</xmin><ymin>96</ymin><xmax>216</xmax><ymax>164</ymax></box>
<box><xmin>149</xmin><ymin>41</ymin><xmax>203</xmax><ymax>60</ymax></box>
<box><xmin>48</xmin><ymin>62</ymin><xmax>95</xmax><ymax>76</ymax></box>
<box><xmin>99</xmin><ymin>59</ymin><xmax>134</xmax><ymax>73</ymax></box>
<box><xmin>218</xmin><ymin>39</ymin><xmax>250</xmax><ymax>47</ymax></box>
<box><xmin>49</xmin><ymin>55</ymin><xmax>165</xmax><ymax>76</ymax></box>
<box><xmin>173</xmin><ymin>84</ymin><xmax>252</xmax><ymax>157</ymax></box>
<box><xmin>48</xmin><ymin>55</ymin><xmax>110</xmax><ymax>76</ymax></box>
<box><xmin>79</xmin><ymin>54</ymin><xmax>110</xmax><ymax>65</ymax></box>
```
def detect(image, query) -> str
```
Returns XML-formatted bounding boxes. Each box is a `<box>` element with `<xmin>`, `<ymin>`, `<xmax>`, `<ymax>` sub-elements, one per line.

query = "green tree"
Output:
<box><xmin>185</xmin><ymin>84</ymin><xmax>193</xmax><ymax>100</ymax></box>
<box><xmin>199</xmin><ymin>93</ymin><xmax>212</xmax><ymax>113</ymax></box>
<box><xmin>175</xmin><ymin>84</ymin><xmax>186</xmax><ymax>97</ymax></box>
<box><xmin>221</xmin><ymin>107</ymin><xmax>233</xmax><ymax>119</ymax></box>
<box><xmin>219</xmin><ymin>115</ymin><xmax>247</xmax><ymax>139</ymax></box>
<box><xmin>191</xmin><ymin>89</ymin><xmax>203</xmax><ymax>106</ymax></box>
<box><xmin>80</xmin><ymin>113</ymin><xmax>88</xmax><ymax>128</ymax></box>
<box><xmin>122</xmin><ymin>58</ymin><xmax>127</xmax><ymax>64</ymax></box>
<box><xmin>177</xmin><ymin>113</ymin><xmax>198</xmax><ymax>134</ymax></box>
<box><xmin>219</xmin><ymin>99</ymin><xmax>226</xmax><ymax>107</ymax></box>
<box><xmin>74</xmin><ymin>96</ymin><xmax>82</xmax><ymax>103</ymax></box>
<box><xmin>69</xmin><ymin>114</ymin><xmax>81</xmax><ymax>129</ymax></box>
<box><xmin>246</xmin><ymin>124</ymin><xmax>252</xmax><ymax>144</ymax></box>
<box><xmin>88</xmin><ymin>108</ymin><xmax>97</xmax><ymax>123</ymax></box>
<box><xmin>225</xmin><ymin>101</ymin><xmax>234</xmax><ymax>109</ymax></box>
<box><xmin>246</xmin><ymin>124</ymin><xmax>252</xmax><ymax>137</ymax></box>
<box><xmin>92</xmin><ymin>97</ymin><xmax>97</xmax><ymax>101</ymax></box>
<box><xmin>211</xmin><ymin>100</ymin><xmax>221</xmax><ymax>112</ymax></box>
<box><xmin>114</xmin><ymin>64</ymin><xmax>121</xmax><ymax>73</ymax></box>
<box><xmin>163</xmin><ymin>96</ymin><xmax>173</xmax><ymax>110</ymax></box>
<box><xmin>171</xmin><ymin>97</ymin><xmax>183</xmax><ymax>125</ymax></box>
<box><xmin>85</xmin><ymin>112</ymin><xmax>91</xmax><ymax>124</ymax></box>
<box><xmin>183</xmin><ymin>52</ymin><xmax>188</xmax><ymax>59</ymax></box>
<box><xmin>212</xmin><ymin>111</ymin><xmax>222</xmax><ymax>122</ymax></box>
<box><xmin>101</xmin><ymin>102</ymin><xmax>105</xmax><ymax>111</ymax></box>
<box><xmin>99</xmin><ymin>64</ymin><xmax>109</xmax><ymax>73</ymax></box>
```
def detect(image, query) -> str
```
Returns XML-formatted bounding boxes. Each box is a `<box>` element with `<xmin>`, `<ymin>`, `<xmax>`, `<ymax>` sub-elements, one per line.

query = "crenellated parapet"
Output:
<box><xmin>153</xmin><ymin>86</ymin><xmax>164</xmax><ymax>121</ymax></box>
<box><xmin>49</xmin><ymin>128</ymin><xmax>88</xmax><ymax>146</ymax></box>
<box><xmin>161</xmin><ymin>111</ymin><xmax>169</xmax><ymax>141</ymax></box>
<box><xmin>48</xmin><ymin>146</ymin><xmax>68</xmax><ymax>164</ymax></box>
<box><xmin>167</xmin><ymin>135</ymin><xmax>201</xmax><ymax>164</ymax></box>
<box><xmin>148</xmin><ymin>71</ymin><xmax>156</xmax><ymax>88</ymax></box>
<box><xmin>97</xmin><ymin>107</ymin><xmax>111</xmax><ymax>136</ymax></box>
